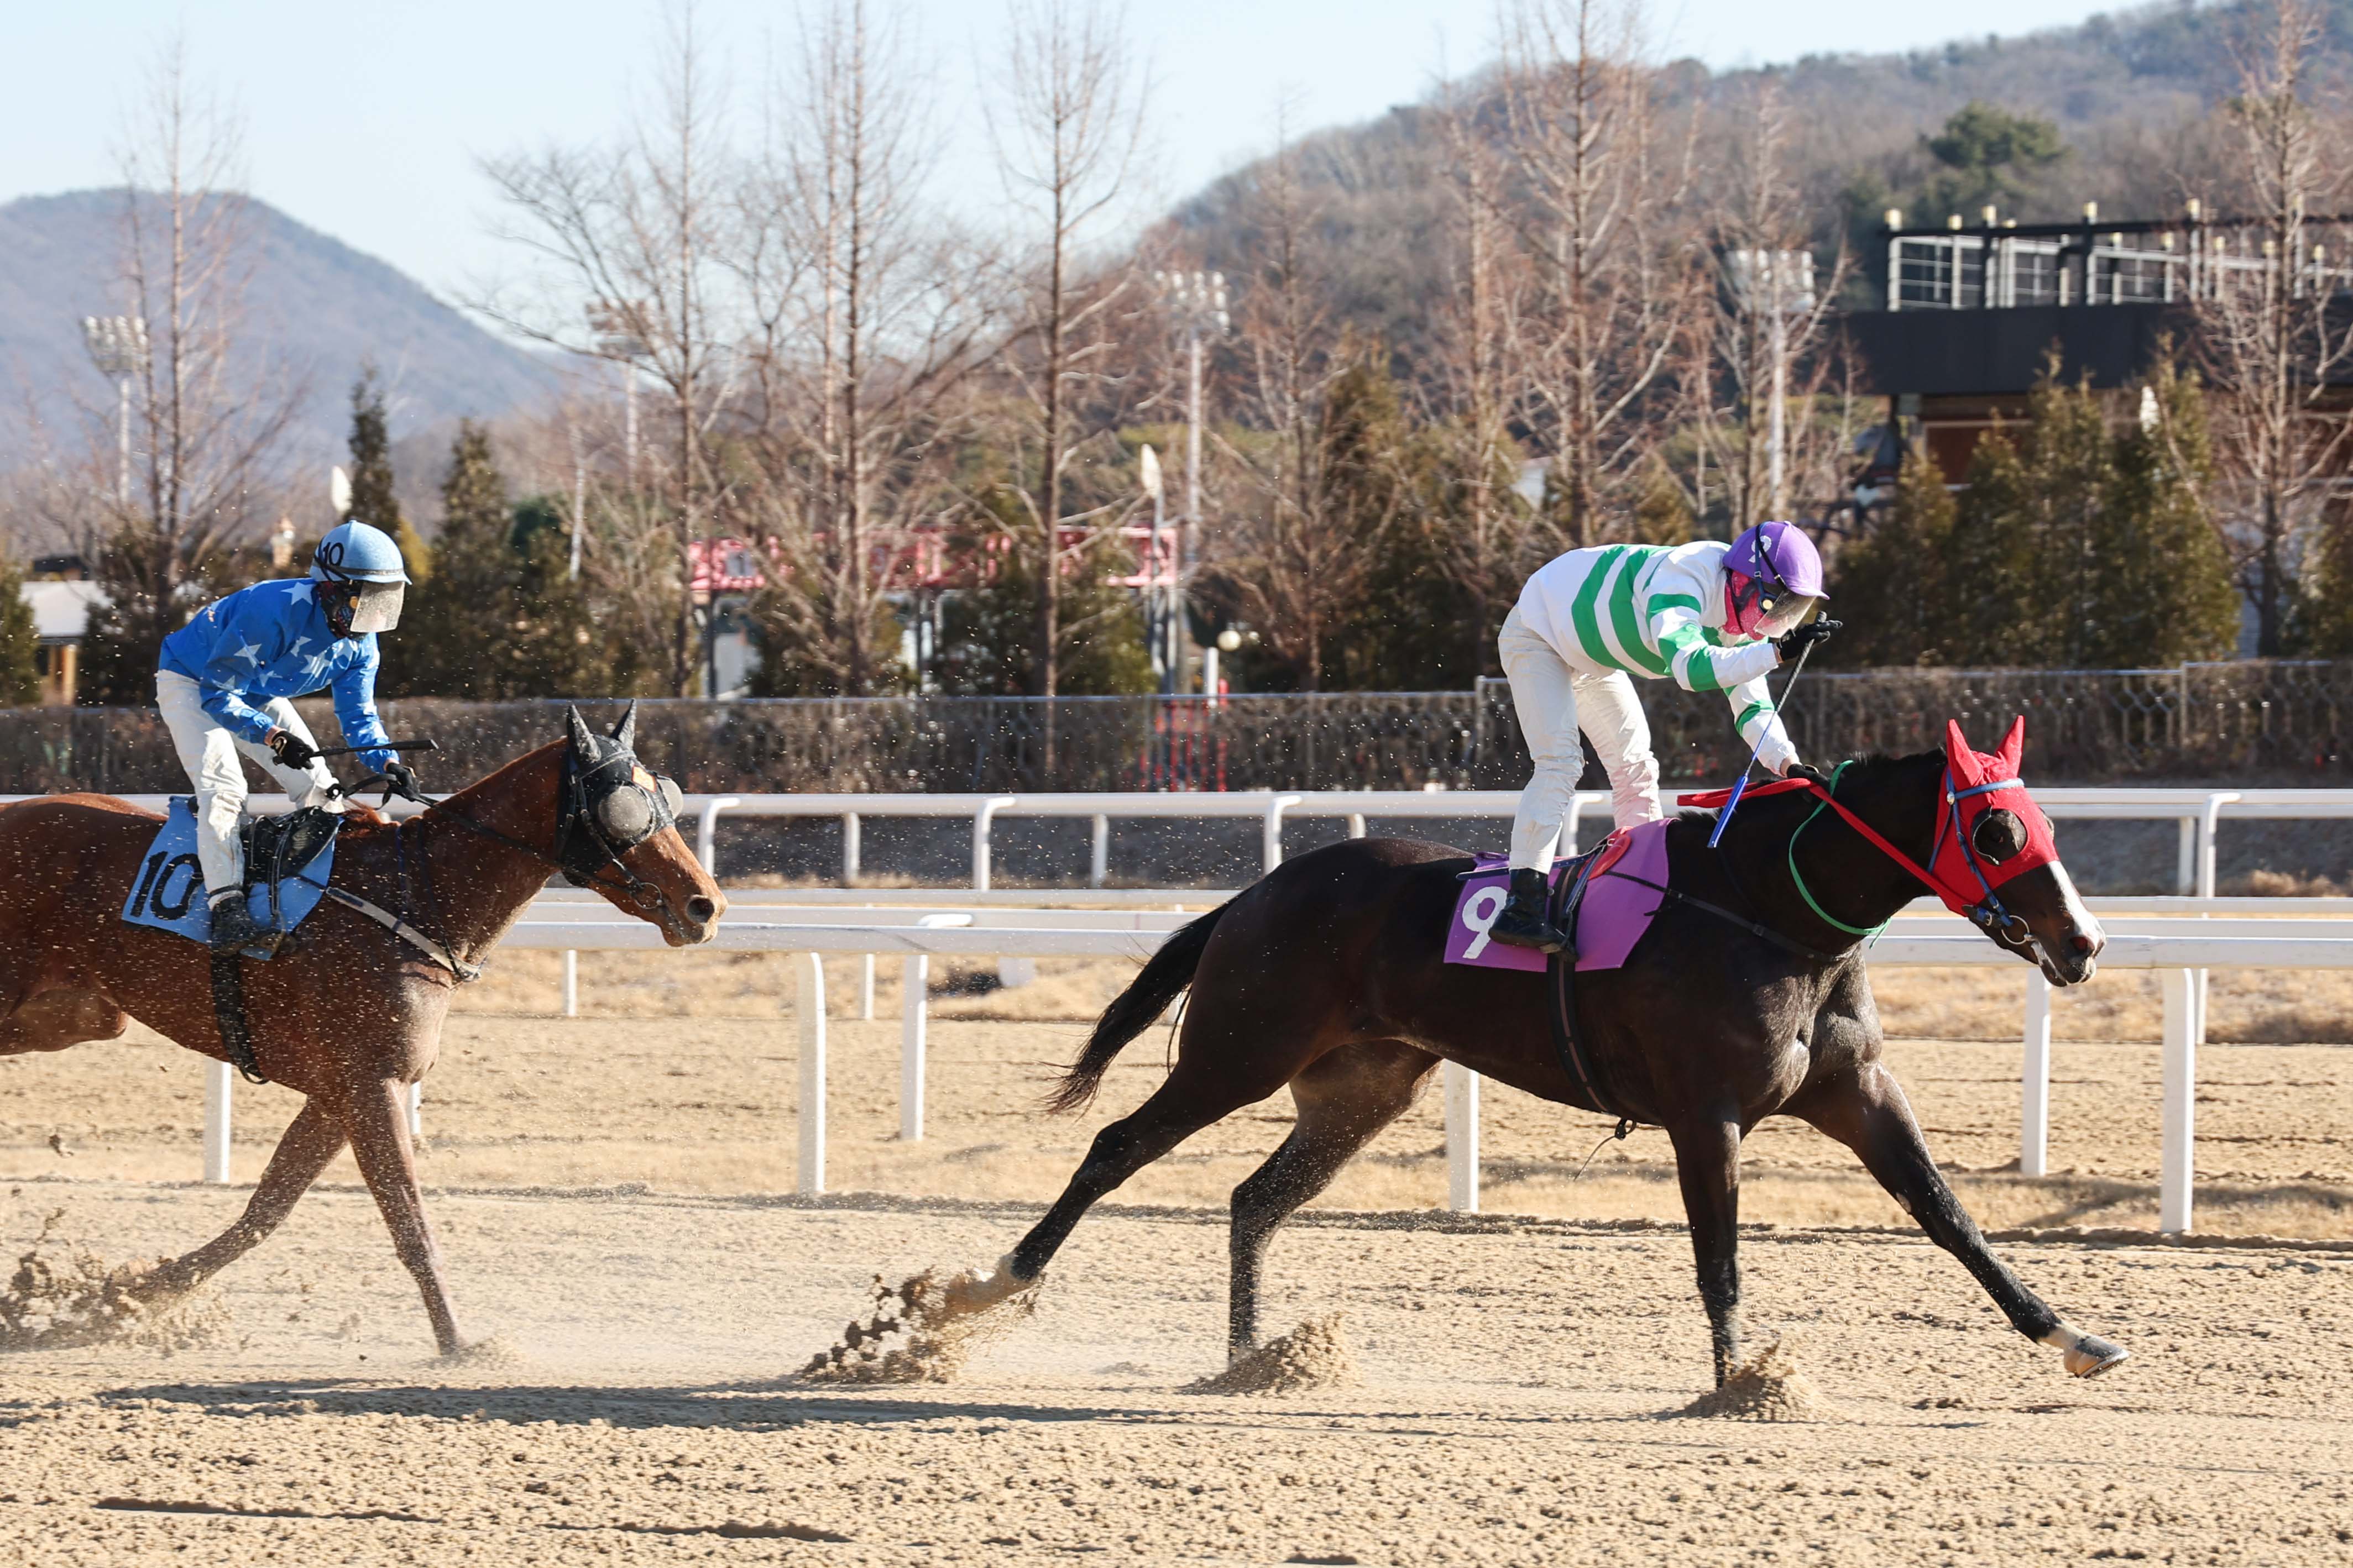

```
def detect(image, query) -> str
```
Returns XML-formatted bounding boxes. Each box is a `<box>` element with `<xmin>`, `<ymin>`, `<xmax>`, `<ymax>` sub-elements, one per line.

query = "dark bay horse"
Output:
<box><xmin>0</xmin><ymin>704</ymin><xmax>722</xmax><ymax>1354</ymax></box>
<box><xmin>950</xmin><ymin>719</ymin><xmax>2130</xmax><ymax>1386</ymax></box>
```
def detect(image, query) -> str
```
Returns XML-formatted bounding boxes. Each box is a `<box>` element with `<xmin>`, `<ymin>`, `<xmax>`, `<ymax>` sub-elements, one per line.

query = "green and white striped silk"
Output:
<box><xmin>1515</xmin><ymin>540</ymin><xmax>1793</xmax><ymax>767</ymax></box>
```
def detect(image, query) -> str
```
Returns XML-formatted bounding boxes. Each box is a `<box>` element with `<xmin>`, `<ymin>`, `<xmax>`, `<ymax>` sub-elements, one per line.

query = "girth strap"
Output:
<box><xmin>322</xmin><ymin>887</ymin><xmax>483</xmax><ymax>983</ymax></box>
<box><xmin>1544</xmin><ymin>849</ymin><xmax>1638</xmax><ymax>1132</ymax></box>
<box><xmin>210</xmin><ymin>952</ymin><xmax>269</xmax><ymax>1085</ymax></box>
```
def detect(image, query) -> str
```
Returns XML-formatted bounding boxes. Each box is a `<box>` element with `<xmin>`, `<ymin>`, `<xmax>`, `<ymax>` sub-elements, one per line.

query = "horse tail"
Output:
<box><xmin>1043</xmin><ymin>901</ymin><xmax>1230</xmax><ymax>1115</ymax></box>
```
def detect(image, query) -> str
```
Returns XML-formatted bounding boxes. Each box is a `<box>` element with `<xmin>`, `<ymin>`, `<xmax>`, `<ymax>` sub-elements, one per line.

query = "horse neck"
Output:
<box><xmin>405</xmin><ymin>743</ymin><xmax>564</xmax><ymax>960</ymax></box>
<box><xmin>1731</xmin><ymin>754</ymin><xmax>1946</xmax><ymax>947</ymax></box>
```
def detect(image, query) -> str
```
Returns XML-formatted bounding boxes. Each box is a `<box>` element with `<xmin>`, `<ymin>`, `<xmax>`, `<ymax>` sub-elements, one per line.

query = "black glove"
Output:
<box><xmin>268</xmin><ymin>730</ymin><xmax>320</xmax><ymax>770</ymax></box>
<box><xmin>381</xmin><ymin>760</ymin><xmax>423</xmax><ymax>800</ymax></box>
<box><xmin>1773</xmin><ymin>617</ymin><xmax>1842</xmax><ymax>660</ymax></box>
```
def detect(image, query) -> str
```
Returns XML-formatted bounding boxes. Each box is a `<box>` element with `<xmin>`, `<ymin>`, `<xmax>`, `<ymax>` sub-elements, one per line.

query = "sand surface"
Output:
<box><xmin>1</xmin><ymin>1185</ymin><xmax>2348</xmax><ymax>1565</ymax></box>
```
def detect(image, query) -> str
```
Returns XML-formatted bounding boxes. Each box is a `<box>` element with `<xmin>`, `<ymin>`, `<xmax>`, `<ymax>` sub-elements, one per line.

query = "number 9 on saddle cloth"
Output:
<box><xmin>123</xmin><ymin>799</ymin><xmax>343</xmax><ymax>961</ymax></box>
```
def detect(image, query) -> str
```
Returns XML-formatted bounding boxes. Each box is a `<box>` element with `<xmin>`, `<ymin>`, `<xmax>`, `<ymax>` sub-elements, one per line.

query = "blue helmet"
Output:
<box><xmin>311</xmin><ymin>520</ymin><xmax>410</xmax><ymax>635</ymax></box>
<box><xmin>312</xmin><ymin>520</ymin><xmax>412</xmax><ymax>585</ymax></box>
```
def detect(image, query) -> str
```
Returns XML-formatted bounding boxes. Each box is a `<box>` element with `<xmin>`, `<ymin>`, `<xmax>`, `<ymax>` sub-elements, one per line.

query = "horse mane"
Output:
<box><xmin>1666</xmin><ymin>749</ymin><xmax>1937</xmax><ymax>838</ymax></box>
<box><xmin>330</xmin><ymin>740</ymin><xmax>563</xmax><ymax>849</ymax></box>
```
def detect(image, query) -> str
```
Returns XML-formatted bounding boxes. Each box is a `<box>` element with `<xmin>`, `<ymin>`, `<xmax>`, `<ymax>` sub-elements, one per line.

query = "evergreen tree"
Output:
<box><xmin>1833</xmin><ymin>439</ymin><xmax>1957</xmax><ymax>665</ymax></box>
<box><xmin>391</xmin><ymin>422</ymin><xmax>606</xmax><ymax>698</ymax></box>
<box><xmin>2299</xmin><ymin>502</ymin><xmax>2353</xmax><ymax>656</ymax></box>
<box><xmin>0</xmin><ymin>549</ymin><xmax>43</xmax><ymax>706</ymax></box>
<box><xmin>344</xmin><ymin>365</ymin><xmax>431</xmax><ymax>583</ymax></box>
<box><xmin>1945</xmin><ymin>426</ymin><xmax>2053</xmax><ymax>664</ymax></box>
<box><xmin>2101</xmin><ymin>361</ymin><xmax>2241</xmax><ymax>665</ymax></box>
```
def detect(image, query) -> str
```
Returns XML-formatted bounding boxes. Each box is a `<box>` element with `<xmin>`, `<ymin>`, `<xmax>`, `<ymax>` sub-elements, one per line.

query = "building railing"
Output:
<box><xmin>1886</xmin><ymin>212</ymin><xmax>2353</xmax><ymax>312</ymax></box>
<box><xmin>0</xmin><ymin>660</ymin><xmax>2344</xmax><ymax>794</ymax></box>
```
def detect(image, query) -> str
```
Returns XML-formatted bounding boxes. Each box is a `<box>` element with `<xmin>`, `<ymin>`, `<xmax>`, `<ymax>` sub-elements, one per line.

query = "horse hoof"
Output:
<box><xmin>2063</xmin><ymin>1335</ymin><xmax>2129</xmax><ymax>1378</ymax></box>
<box><xmin>939</xmin><ymin>1253</ymin><xmax>1031</xmax><ymax>1317</ymax></box>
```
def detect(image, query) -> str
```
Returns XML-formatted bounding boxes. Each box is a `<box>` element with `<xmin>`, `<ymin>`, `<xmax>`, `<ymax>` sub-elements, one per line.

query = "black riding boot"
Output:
<box><xmin>1488</xmin><ymin>867</ymin><xmax>1573</xmax><ymax>956</ymax></box>
<box><xmin>207</xmin><ymin>890</ymin><xmax>265</xmax><ymax>955</ymax></box>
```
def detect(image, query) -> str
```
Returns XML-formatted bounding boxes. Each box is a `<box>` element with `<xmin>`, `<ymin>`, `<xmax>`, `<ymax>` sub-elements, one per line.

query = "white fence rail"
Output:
<box><xmin>187</xmin><ymin>901</ymin><xmax>2353</xmax><ymax>1240</ymax></box>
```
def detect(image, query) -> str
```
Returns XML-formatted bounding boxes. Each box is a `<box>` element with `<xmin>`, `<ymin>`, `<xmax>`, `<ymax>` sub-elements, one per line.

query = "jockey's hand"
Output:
<box><xmin>268</xmin><ymin>730</ymin><xmax>320</xmax><ymax>770</ymax></box>
<box><xmin>1774</xmin><ymin>617</ymin><xmax>1842</xmax><ymax>661</ymax></box>
<box><xmin>1783</xmin><ymin>761</ymin><xmax>1831</xmax><ymax>787</ymax></box>
<box><xmin>381</xmin><ymin>760</ymin><xmax>423</xmax><ymax>800</ymax></box>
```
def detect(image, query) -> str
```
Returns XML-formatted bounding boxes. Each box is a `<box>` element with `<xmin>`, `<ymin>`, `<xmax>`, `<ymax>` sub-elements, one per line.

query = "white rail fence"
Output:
<box><xmin>186</xmin><ymin>902</ymin><xmax>2353</xmax><ymax>1238</ymax></box>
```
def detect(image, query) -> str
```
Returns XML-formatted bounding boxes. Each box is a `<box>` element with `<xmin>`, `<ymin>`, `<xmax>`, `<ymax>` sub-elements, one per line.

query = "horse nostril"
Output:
<box><xmin>687</xmin><ymin>895</ymin><xmax>717</xmax><ymax>924</ymax></box>
<box><xmin>2073</xmin><ymin>934</ymin><xmax>2095</xmax><ymax>953</ymax></box>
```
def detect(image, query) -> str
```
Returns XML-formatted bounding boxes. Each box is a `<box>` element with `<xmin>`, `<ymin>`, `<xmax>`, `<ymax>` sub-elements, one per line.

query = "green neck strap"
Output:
<box><xmin>1786</xmin><ymin>759</ymin><xmax>1891</xmax><ymax>940</ymax></box>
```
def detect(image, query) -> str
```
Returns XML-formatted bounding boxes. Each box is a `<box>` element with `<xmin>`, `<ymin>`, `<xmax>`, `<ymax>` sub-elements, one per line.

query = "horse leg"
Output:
<box><xmin>0</xmin><ymin>990</ymin><xmax>128</xmax><ymax>1056</ymax></box>
<box><xmin>1228</xmin><ymin>1041</ymin><xmax>1435</xmax><ymax>1356</ymax></box>
<box><xmin>338</xmin><ymin>1075</ymin><xmax>466</xmax><ymax>1356</ymax></box>
<box><xmin>1796</xmin><ymin>1062</ymin><xmax>2127</xmax><ymax>1378</ymax></box>
<box><xmin>1666</xmin><ymin>1114</ymin><xmax>1746</xmax><ymax>1385</ymax></box>
<box><xmin>1007</xmin><ymin>1053</ymin><xmax>1308</xmax><ymax>1288</ymax></box>
<box><xmin>135</xmin><ymin>1098</ymin><xmax>347</xmax><ymax>1299</ymax></box>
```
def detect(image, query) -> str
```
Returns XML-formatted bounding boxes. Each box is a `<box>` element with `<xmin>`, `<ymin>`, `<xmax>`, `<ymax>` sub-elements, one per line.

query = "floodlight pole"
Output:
<box><xmin>80</xmin><ymin>315</ymin><xmax>148</xmax><ymax>510</ymax></box>
<box><xmin>1153</xmin><ymin>271</ymin><xmax>1228</xmax><ymax>695</ymax></box>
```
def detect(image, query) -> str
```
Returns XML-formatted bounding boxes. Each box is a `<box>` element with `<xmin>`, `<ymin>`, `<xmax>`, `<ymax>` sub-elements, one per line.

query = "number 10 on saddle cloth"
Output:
<box><xmin>1445</xmin><ymin>819</ymin><xmax>1672</xmax><ymax>974</ymax></box>
<box><xmin>121</xmin><ymin>798</ymin><xmax>339</xmax><ymax>958</ymax></box>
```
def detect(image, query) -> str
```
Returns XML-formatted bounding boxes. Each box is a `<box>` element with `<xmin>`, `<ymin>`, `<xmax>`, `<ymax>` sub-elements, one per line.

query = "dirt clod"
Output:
<box><xmin>1184</xmin><ymin>1314</ymin><xmax>1356</xmax><ymax>1396</ymax></box>
<box><xmin>1675</xmin><ymin>1340</ymin><xmax>1842</xmax><ymax>1422</ymax></box>
<box><xmin>798</xmin><ymin>1268</ymin><xmax>1036</xmax><ymax>1385</ymax></box>
<box><xmin>0</xmin><ymin>1210</ymin><xmax>226</xmax><ymax>1354</ymax></box>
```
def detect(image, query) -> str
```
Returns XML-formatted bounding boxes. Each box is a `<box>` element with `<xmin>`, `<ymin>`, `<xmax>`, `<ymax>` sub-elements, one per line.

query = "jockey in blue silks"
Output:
<box><xmin>155</xmin><ymin>520</ymin><xmax>419</xmax><ymax>951</ymax></box>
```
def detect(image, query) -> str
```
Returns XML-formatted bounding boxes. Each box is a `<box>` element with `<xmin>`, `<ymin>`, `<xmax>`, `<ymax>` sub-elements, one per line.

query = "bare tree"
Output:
<box><xmin>474</xmin><ymin>0</ymin><xmax>730</xmax><ymax>694</ymax></box>
<box><xmin>735</xmin><ymin>0</ymin><xmax>998</xmax><ymax>695</ymax></box>
<box><xmin>1497</xmin><ymin>0</ymin><xmax>1697</xmax><ymax>549</ymax></box>
<box><xmin>1214</xmin><ymin>132</ymin><xmax>1393</xmax><ymax>695</ymax></box>
<box><xmin>66</xmin><ymin>39</ymin><xmax>302</xmax><ymax>702</ymax></box>
<box><xmin>2193</xmin><ymin>0</ymin><xmax>2353</xmax><ymax>654</ymax></box>
<box><xmin>1691</xmin><ymin>78</ymin><xmax>1849</xmax><ymax>531</ymax></box>
<box><xmin>987</xmin><ymin>0</ymin><xmax>1148</xmax><ymax>699</ymax></box>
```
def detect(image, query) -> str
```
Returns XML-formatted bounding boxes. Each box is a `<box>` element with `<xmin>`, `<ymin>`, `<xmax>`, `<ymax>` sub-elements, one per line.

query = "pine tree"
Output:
<box><xmin>0</xmin><ymin>549</ymin><xmax>43</xmax><ymax>706</ymax></box>
<box><xmin>1945</xmin><ymin>428</ymin><xmax>2049</xmax><ymax>665</ymax></box>
<box><xmin>2100</xmin><ymin>362</ymin><xmax>2241</xmax><ymax>665</ymax></box>
<box><xmin>391</xmin><ymin>422</ymin><xmax>607</xmax><ymax>698</ymax></box>
<box><xmin>344</xmin><ymin>365</ymin><xmax>431</xmax><ymax>583</ymax></box>
<box><xmin>1832</xmin><ymin>440</ymin><xmax>1956</xmax><ymax>665</ymax></box>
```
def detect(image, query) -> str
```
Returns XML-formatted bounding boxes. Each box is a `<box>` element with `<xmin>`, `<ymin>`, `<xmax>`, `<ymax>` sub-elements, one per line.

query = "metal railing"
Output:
<box><xmin>2</xmin><ymin>660</ymin><xmax>2345</xmax><ymax>795</ymax></box>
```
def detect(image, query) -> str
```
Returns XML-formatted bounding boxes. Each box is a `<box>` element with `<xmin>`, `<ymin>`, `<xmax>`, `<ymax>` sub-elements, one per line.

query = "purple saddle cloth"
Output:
<box><xmin>1443</xmin><ymin>819</ymin><xmax>1672</xmax><ymax>974</ymax></box>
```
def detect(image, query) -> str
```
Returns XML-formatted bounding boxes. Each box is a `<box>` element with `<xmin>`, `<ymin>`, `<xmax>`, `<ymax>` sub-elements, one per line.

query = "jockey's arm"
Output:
<box><xmin>327</xmin><ymin>639</ymin><xmax>398</xmax><ymax>774</ymax></box>
<box><xmin>1725</xmin><ymin>672</ymin><xmax>1798</xmax><ymax>775</ymax></box>
<box><xmin>187</xmin><ymin>597</ymin><xmax>286</xmax><ymax>747</ymax></box>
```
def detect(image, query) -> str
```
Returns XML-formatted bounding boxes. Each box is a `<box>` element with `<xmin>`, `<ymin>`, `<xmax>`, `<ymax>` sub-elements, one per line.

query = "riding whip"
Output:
<box><xmin>1706</xmin><ymin>639</ymin><xmax>1820</xmax><ymax>849</ymax></box>
<box><xmin>307</xmin><ymin>738</ymin><xmax>440</xmax><ymax>759</ymax></box>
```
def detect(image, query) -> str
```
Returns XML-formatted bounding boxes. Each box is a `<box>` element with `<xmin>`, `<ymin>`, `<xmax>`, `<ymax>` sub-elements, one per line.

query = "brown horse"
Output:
<box><xmin>0</xmin><ymin>704</ymin><xmax>721</xmax><ymax>1354</ymax></box>
<box><xmin>948</xmin><ymin>721</ymin><xmax>2131</xmax><ymax>1387</ymax></box>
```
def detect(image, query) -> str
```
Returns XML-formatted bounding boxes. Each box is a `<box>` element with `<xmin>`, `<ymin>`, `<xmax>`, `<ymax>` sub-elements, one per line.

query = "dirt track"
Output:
<box><xmin>1</xmin><ymin>1183</ymin><xmax>2348</xmax><ymax>1565</ymax></box>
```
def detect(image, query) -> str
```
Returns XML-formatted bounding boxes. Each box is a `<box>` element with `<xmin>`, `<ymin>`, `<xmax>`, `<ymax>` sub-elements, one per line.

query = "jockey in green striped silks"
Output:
<box><xmin>1487</xmin><ymin>522</ymin><xmax>1838</xmax><ymax>954</ymax></box>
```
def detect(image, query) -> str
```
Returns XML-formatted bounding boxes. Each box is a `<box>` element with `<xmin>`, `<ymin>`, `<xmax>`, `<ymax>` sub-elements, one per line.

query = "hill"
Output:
<box><xmin>1160</xmin><ymin>0</ymin><xmax>2346</xmax><ymax>364</ymax></box>
<box><xmin>0</xmin><ymin>188</ymin><xmax>561</xmax><ymax>479</ymax></box>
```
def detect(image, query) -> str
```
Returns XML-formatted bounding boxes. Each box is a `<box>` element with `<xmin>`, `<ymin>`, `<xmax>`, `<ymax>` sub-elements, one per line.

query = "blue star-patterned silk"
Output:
<box><xmin>157</xmin><ymin>578</ymin><xmax>396</xmax><ymax>770</ymax></box>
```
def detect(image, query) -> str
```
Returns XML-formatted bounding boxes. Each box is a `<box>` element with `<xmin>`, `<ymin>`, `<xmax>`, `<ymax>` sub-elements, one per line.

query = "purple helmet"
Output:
<box><xmin>1724</xmin><ymin>521</ymin><xmax>1826</xmax><ymax>638</ymax></box>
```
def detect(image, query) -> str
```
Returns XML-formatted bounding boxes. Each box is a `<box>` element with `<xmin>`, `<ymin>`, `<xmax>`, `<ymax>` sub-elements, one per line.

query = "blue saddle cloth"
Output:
<box><xmin>121</xmin><ymin>798</ymin><xmax>338</xmax><ymax>959</ymax></box>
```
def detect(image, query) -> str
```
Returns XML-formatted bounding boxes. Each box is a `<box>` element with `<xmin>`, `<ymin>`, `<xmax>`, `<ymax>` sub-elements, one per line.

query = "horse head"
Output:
<box><xmin>556</xmin><ymin>702</ymin><xmax>726</xmax><ymax>946</ymax></box>
<box><xmin>1936</xmin><ymin>717</ymin><xmax>2104</xmax><ymax>986</ymax></box>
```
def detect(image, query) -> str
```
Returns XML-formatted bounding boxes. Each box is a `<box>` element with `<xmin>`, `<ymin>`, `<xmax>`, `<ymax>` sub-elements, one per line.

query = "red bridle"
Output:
<box><xmin>1684</xmin><ymin>716</ymin><xmax>2060</xmax><ymax>936</ymax></box>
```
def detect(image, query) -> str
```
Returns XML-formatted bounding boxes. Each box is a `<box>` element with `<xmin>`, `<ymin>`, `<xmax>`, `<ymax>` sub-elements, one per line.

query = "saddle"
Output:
<box><xmin>212</xmin><ymin>806</ymin><xmax>343</xmax><ymax>1085</ymax></box>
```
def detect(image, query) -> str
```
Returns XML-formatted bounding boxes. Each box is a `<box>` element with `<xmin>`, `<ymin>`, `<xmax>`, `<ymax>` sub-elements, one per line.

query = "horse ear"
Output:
<box><xmin>609</xmin><ymin>700</ymin><xmax>638</xmax><ymax>752</ymax></box>
<box><xmin>1942</xmin><ymin>719</ymin><xmax>1975</xmax><ymax>779</ymax></box>
<box><xmin>1995</xmin><ymin>715</ymin><xmax>2026</xmax><ymax>777</ymax></box>
<box><xmin>566</xmin><ymin>704</ymin><xmax>595</xmax><ymax>756</ymax></box>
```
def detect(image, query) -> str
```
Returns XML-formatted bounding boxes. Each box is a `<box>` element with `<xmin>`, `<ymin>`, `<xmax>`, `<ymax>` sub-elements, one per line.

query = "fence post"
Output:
<box><xmin>901</xmin><ymin>955</ymin><xmax>928</xmax><ymax>1142</ymax></box>
<box><xmin>1262</xmin><ymin>795</ymin><xmax>1303</xmax><ymax>874</ymax></box>
<box><xmin>2174</xmin><ymin>818</ymin><xmax>2195</xmax><ymax>895</ymax></box>
<box><xmin>841</xmin><ymin>812</ymin><xmax>862</xmax><ymax>884</ymax></box>
<box><xmin>1090</xmin><ymin>815</ymin><xmax>1109</xmax><ymax>888</ymax></box>
<box><xmin>696</xmin><ymin>797</ymin><xmax>741</xmax><ymax>875</ymax></box>
<box><xmin>407</xmin><ymin>1081</ymin><xmax>423</xmax><ymax>1141</ymax></box>
<box><xmin>2160</xmin><ymin>967</ymin><xmax>2196</xmax><ymax>1234</ymax></box>
<box><xmin>972</xmin><ymin>797</ymin><xmax>1017</xmax><ymax>890</ymax></box>
<box><xmin>1346</xmin><ymin>814</ymin><xmax>1367</xmax><ymax>839</ymax></box>
<box><xmin>203</xmin><ymin>1060</ymin><xmax>233</xmax><ymax>1185</ymax></box>
<box><xmin>860</xmin><ymin>954</ymin><xmax>876</xmax><ymax>1020</ymax></box>
<box><xmin>797</xmin><ymin>951</ymin><xmax>827</xmax><ymax>1194</ymax></box>
<box><xmin>561</xmin><ymin>950</ymin><xmax>578</xmax><ymax>1017</ymax></box>
<box><xmin>1443</xmin><ymin>1061</ymin><xmax>1479</xmax><ymax>1213</ymax></box>
<box><xmin>2020</xmin><ymin>971</ymin><xmax>2051</xmax><ymax>1177</ymax></box>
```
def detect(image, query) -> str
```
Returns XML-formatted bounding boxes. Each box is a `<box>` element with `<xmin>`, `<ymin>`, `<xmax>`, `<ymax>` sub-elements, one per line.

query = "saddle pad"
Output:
<box><xmin>1445</xmin><ymin>819</ymin><xmax>1673</xmax><ymax>974</ymax></box>
<box><xmin>120</xmin><ymin>798</ymin><xmax>337</xmax><ymax>958</ymax></box>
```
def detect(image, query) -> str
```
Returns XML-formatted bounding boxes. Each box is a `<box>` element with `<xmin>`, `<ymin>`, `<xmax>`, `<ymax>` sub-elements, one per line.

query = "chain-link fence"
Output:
<box><xmin>2</xmin><ymin>661</ymin><xmax>2346</xmax><ymax>795</ymax></box>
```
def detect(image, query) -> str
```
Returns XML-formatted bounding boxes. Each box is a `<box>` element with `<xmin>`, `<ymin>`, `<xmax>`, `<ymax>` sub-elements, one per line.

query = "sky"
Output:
<box><xmin>0</xmin><ymin>0</ymin><xmax>2131</xmax><ymax>308</ymax></box>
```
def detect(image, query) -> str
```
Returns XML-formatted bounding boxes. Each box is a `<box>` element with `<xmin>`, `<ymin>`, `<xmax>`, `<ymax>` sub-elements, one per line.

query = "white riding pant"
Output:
<box><xmin>1498</xmin><ymin>606</ymin><xmax>1662</xmax><ymax>870</ymax></box>
<box><xmin>155</xmin><ymin>671</ymin><xmax>346</xmax><ymax>896</ymax></box>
